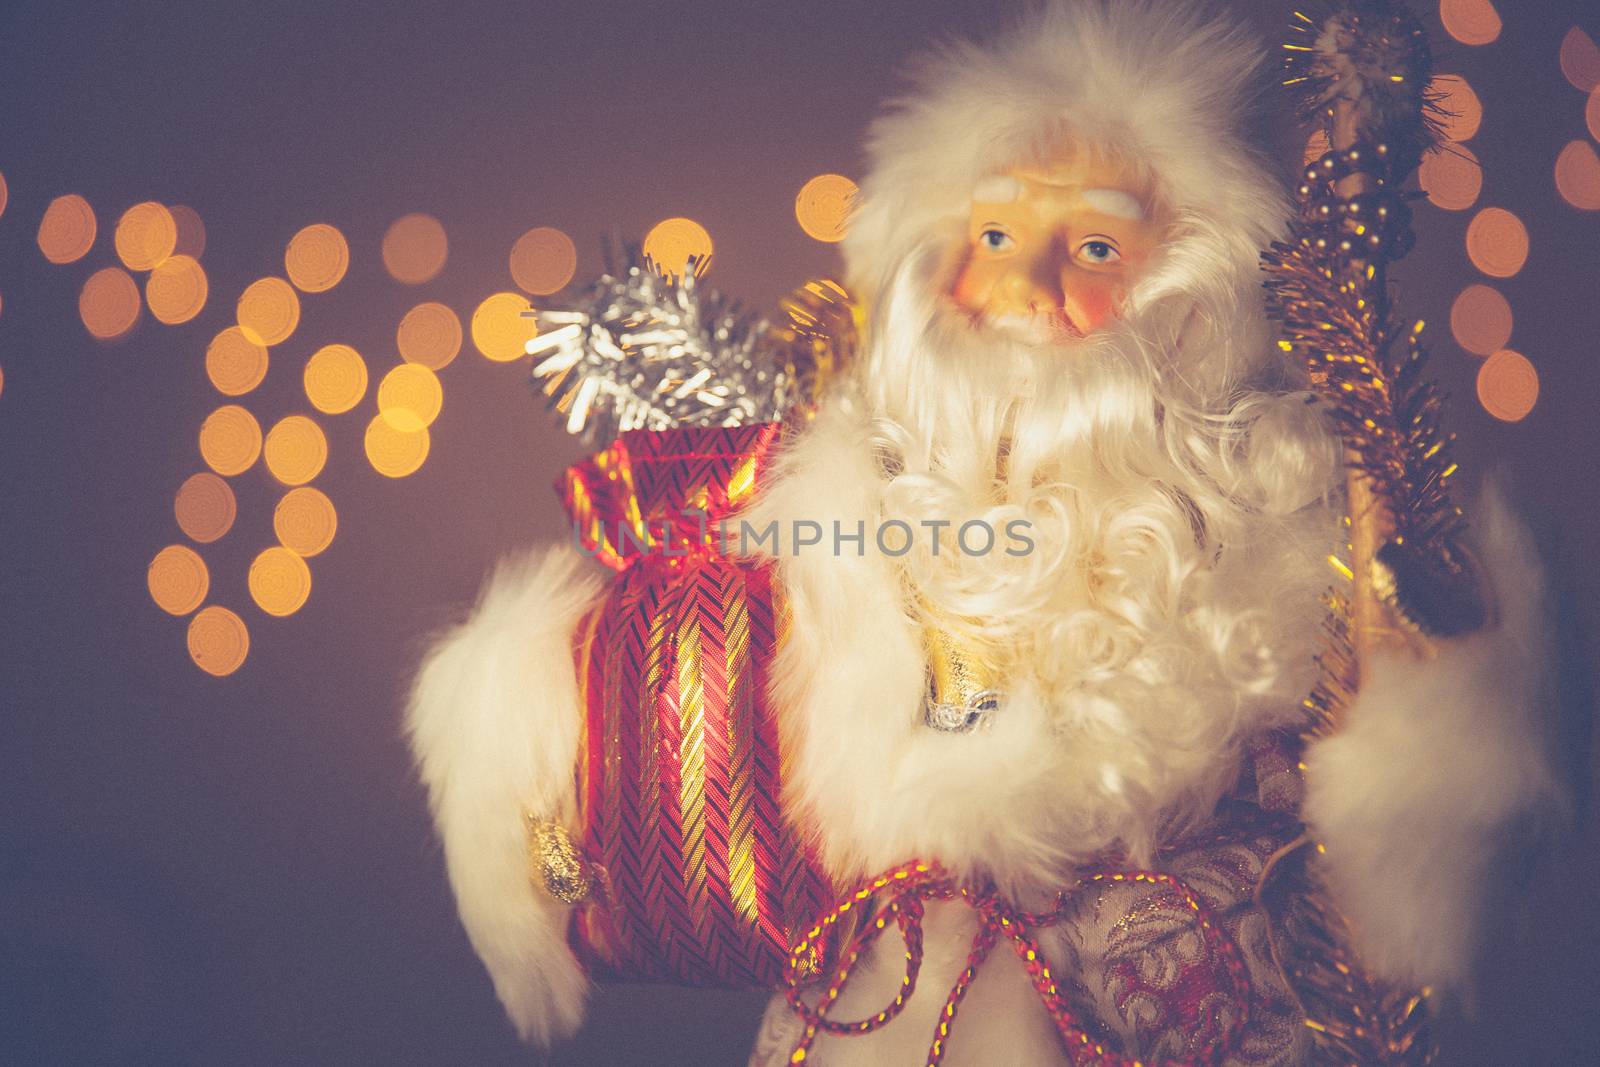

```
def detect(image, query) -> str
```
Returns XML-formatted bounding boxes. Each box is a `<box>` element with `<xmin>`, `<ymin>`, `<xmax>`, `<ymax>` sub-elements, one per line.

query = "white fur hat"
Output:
<box><xmin>841</xmin><ymin>0</ymin><xmax>1289</xmax><ymax>363</ymax></box>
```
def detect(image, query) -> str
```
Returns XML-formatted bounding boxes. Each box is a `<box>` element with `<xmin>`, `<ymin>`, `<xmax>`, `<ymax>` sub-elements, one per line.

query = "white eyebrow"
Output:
<box><xmin>971</xmin><ymin>175</ymin><xmax>1023</xmax><ymax>203</ymax></box>
<box><xmin>1081</xmin><ymin>189</ymin><xmax>1145</xmax><ymax>220</ymax></box>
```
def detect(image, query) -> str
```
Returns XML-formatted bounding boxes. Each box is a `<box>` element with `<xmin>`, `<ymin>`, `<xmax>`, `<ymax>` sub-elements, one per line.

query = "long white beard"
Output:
<box><xmin>744</xmin><ymin>267</ymin><xmax>1344</xmax><ymax>892</ymax></box>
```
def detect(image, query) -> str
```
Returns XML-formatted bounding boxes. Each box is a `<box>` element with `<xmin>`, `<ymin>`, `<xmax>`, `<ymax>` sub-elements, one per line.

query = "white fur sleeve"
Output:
<box><xmin>1301</xmin><ymin>484</ymin><xmax>1563</xmax><ymax>991</ymax></box>
<box><xmin>405</xmin><ymin>544</ymin><xmax>604</xmax><ymax>1045</ymax></box>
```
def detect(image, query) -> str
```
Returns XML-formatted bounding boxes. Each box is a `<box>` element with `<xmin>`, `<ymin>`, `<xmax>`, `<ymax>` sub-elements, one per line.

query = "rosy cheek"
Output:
<box><xmin>1061</xmin><ymin>277</ymin><xmax>1123</xmax><ymax>332</ymax></box>
<box><xmin>949</xmin><ymin>262</ymin><xmax>989</xmax><ymax>315</ymax></box>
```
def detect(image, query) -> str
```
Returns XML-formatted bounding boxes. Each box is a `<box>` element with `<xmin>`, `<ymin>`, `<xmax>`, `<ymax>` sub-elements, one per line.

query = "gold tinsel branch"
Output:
<box><xmin>1259</xmin><ymin>3</ymin><xmax>1482</xmax><ymax>1065</ymax></box>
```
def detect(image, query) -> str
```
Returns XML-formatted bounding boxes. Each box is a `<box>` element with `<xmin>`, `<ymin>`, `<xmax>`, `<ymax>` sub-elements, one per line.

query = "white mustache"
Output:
<box><xmin>982</xmin><ymin>310</ymin><xmax>1081</xmax><ymax>345</ymax></box>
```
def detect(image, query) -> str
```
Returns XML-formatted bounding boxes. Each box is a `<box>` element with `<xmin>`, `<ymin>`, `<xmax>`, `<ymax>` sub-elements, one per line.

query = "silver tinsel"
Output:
<box><xmin>526</xmin><ymin>244</ymin><xmax>839</xmax><ymax>444</ymax></box>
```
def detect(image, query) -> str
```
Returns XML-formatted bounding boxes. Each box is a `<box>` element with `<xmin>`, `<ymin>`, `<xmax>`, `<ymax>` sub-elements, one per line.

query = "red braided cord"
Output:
<box><xmin>784</xmin><ymin>862</ymin><xmax>1253</xmax><ymax>1067</ymax></box>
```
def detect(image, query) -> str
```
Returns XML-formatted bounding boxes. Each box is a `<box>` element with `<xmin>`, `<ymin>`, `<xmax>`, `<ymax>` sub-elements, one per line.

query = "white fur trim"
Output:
<box><xmin>1302</xmin><ymin>483</ymin><xmax>1563</xmax><ymax>991</ymax></box>
<box><xmin>405</xmin><ymin>544</ymin><xmax>603</xmax><ymax>1045</ymax></box>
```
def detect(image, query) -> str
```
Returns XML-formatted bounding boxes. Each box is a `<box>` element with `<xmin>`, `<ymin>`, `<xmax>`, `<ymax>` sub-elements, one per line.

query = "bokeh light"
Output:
<box><xmin>303</xmin><ymin>343</ymin><xmax>368</xmax><ymax>414</ymax></box>
<box><xmin>1450</xmin><ymin>284</ymin><xmax>1513</xmax><ymax>356</ymax></box>
<box><xmin>285</xmin><ymin>222</ymin><xmax>350</xmax><ymax>293</ymax></box>
<box><xmin>262</xmin><ymin>415</ymin><xmax>328</xmax><ymax>486</ymax></box>
<box><xmin>274</xmin><ymin>487</ymin><xmax>337</xmax><ymax>557</ymax></box>
<box><xmin>1555</xmin><ymin>140</ymin><xmax>1600</xmax><ymax>211</ymax></box>
<box><xmin>205</xmin><ymin>326</ymin><xmax>270</xmax><ymax>396</ymax></box>
<box><xmin>1560</xmin><ymin>27</ymin><xmax>1600</xmax><ymax>93</ymax></box>
<box><xmin>364</xmin><ymin>415</ymin><xmax>430</xmax><ymax>478</ymax></box>
<box><xmin>397</xmin><ymin>301</ymin><xmax>463</xmax><ymax>370</ymax></box>
<box><xmin>795</xmin><ymin>174</ymin><xmax>857</xmax><ymax>243</ymax></box>
<box><xmin>114</xmin><ymin>201</ymin><xmax>177</xmax><ymax>271</ymax></box>
<box><xmin>237</xmin><ymin>276</ymin><xmax>301</xmax><ymax>346</ymax></box>
<box><xmin>0</xmin><ymin>364</ymin><xmax>6</xmax><ymax>399</ymax></box>
<box><xmin>1477</xmin><ymin>349</ymin><xmax>1539</xmax><ymax>422</ymax></box>
<box><xmin>148</xmin><ymin>545</ymin><xmax>209</xmax><ymax>616</ymax></box>
<box><xmin>146</xmin><ymin>254</ymin><xmax>209</xmax><ymax>324</ymax></box>
<box><xmin>470</xmin><ymin>291</ymin><xmax>538</xmax><ymax>362</ymax></box>
<box><xmin>198</xmin><ymin>404</ymin><xmax>263</xmax><ymax>476</ymax></box>
<box><xmin>249</xmin><ymin>546</ymin><xmax>313</xmax><ymax>617</ymax></box>
<box><xmin>174</xmin><ymin>472</ymin><xmax>237</xmax><ymax>544</ymax></box>
<box><xmin>382</xmin><ymin>212</ymin><xmax>448</xmax><ymax>284</ymax></box>
<box><xmin>1464</xmin><ymin>207</ymin><xmax>1528</xmax><ymax>278</ymax></box>
<box><xmin>642</xmin><ymin>217</ymin><xmax>713</xmax><ymax>278</ymax></box>
<box><xmin>79</xmin><ymin>267</ymin><xmax>142</xmax><ymax>340</ymax></box>
<box><xmin>1439</xmin><ymin>0</ymin><xmax>1500</xmax><ymax>47</ymax></box>
<box><xmin>377</xmin><ymin>364</ymin><xmax>443</xmax><ymax>431</ymax></box>
<box><xmin>1588</xmin><ymin>87</ymin><xmax>1600</xmax><ymax>143</ymax></box>
<box><xmin>38</xmin><ymin>194</ymin><xmax>97</xmax><ymax>264</ymax></box>
<box><xmin>1418</xmin><ymin>144</ymin><xmax>1481</xmax><ymax>211</ymax></box>
<box><xmin>1430</xmin><ymin>75</ymin><xmax>1482</xmax><ymax>142</ymax></box>
<box><xmin>509</xmin><ymin>226</ymin><xmax>578</xmax><ymax>296</ymax></box>
<box><xmin>188</xmin><ymin>605</ymin><xmax>250</xmax><ymax>676</ymax></box>
<box><xmin>0</xmin><ymin>170</ymin><xmax>7</xmax><ymax>219</ymax></box>
<box><xmin>169</xmin><ymin>204</ymin><xmax>206</xmax><ymax>258</ymax></box>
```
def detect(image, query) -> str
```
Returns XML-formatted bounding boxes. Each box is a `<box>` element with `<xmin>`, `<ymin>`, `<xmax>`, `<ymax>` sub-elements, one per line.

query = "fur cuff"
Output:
<box><xmin>405</xmin><ymin>545</ymin><xmax>603</xmax><ymax>1045</ymax></box>
<box><xmin>1301</xmin><ymin>483</ymin><xmax>1563</xmax><ymax>991</ymax></box>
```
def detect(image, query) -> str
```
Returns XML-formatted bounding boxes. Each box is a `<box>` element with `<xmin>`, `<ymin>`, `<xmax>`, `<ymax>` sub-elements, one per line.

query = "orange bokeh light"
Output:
<box><xmin>397</xmin><ymin>301</ymin><xmax>463</xmax><ymax>370</ymax></box>
<box><xmin>205</xmin><ymin>326</ymin><xmax>270</xmax><ymax>396</ymax></box>
<box><xmin>114</xmin><ymin>201</ymin><xmax>177</xmax><ymax>271</ymax></box>
<box><xmin>146</xmin><ymin>254</ymin><xmax>209</xmax><ymax>324</ymax></box>
<box><xmin>795</xmin><ymin>174</ymin><xmax>858</xmax><ymax>243</ymax></box>
<box><xmin>1464</xmin><ymin>207</ymin><xmax>1528</xmax><ymax>278</ymax></box>
<box><xmin>470</xmin><ymin>291</ymin><xmax>539</xmax><ymax>362</ymax></box>
<box><xmin>249</xmin><ymin>546</ymin><xmax>313</xmax><ymax>617</ymax></box>
<box><xmin>642</xmin><ymin>217</ymin><xmax>713</xmax><ymax>278</ymax></box>
<box><xmin>1430</xmin><ymin>75</ymin><xmax>1482</xmax><ymax>143</ymax></box>
<box><xmin>382</xmin><ymin>212</ymin><xmax>448</xmax><ymax>284</ymax></box>
<box><xmin>364</xmin><ymin>415</ymin><xmax>430</xmax><ymax>478</ymax></box>
<box><xmin>285</xmin><ymin>222</ymin><xmax>350</xmax><ymax>293</ymax></box>
<box><xmin>169</xmin><ymin>204</ymin><xmax>206</xmax><ymax>258</ymax></box>
<box><xmin>304</xmin><ymin>343</ymin><xmax>368</xmax><ymax>414</ymax></box>
<box><xmin>198</xmin><ymin>404</ymin><xmax>263</xmax><ymax>476</ymax></box>
<box><xmin>1418</xmin><ymin>144</ymin><xmax>1481</xmax><ymax>211</ymax></box>
<box><xmin>174</xmin><ymin>472</ymin><xmax>237</xmax><ymax>544</ymax></box>
<box><xmin>1588</xmin><ymin>88</ymin><xmax>1600</xmax><ymax>143</ymax></box>
<box><xmin>263</xmin><ymin>415</ymin><xmax>329</xmax><ymax>486</ymax></box>
<box><xmin>237</xmin><ymin>276</ymin><xmax>301</xmax><ymax>346</ymax></box>
<box><xmin>148</xmin><ymin>544</ymin><xmax>209</xmax><ymax>616</ymax></box>
<box><xmin>1450</xmin><ymin>284</ymin><xmax>1513</xmax><ymax>357</ymax></box>
<box><xmin>509</xmin><ymin>226</ymin><xmax>578</xmax><ymax>296</ymax></box>
<box><xmin>38</xmin><ymin>194</ymin><xmax>97</xmax><ymax>264</ymax></box>
<box><xmin>1439</xmin><ymin>0</ymin><xmax>1501</xmax><ymax>47</ymax></box>
<box><xmin>274</xmin><ymin>487</ymin><xmax>338</xmax><ymax>557</ymax></box>
<box><xmin>1555</xmin><ymin>140</ymin><xmax>1600</xmax><ymax>211</ymax></box>
<box><xmin>188</xmin><ymin>606</ymin><xmax>250</xmax><ymax>676</ymax></box>
<box><xmin>377</xmin><ymin>363</ymin><xmax>443</xmax><ymax>431</ymax></box>
<box><xmin>1477</xmin><ymin>349</ymin><xmax>1539</xmax><ymax>423</ymax></box>
<box><xmin>0</xmin><ymin>170</ymin><xmax>7</xmax><ymax>219</ymax></box>
<box><xmin>1560</xmin><ymin>27</ymin><xmax>1600</xmax><ymax>93</ymax></box>
<box><xmin>79</xmin><ymin>267</ymin><xmax>142</xmax><ymax>340</ymax></box>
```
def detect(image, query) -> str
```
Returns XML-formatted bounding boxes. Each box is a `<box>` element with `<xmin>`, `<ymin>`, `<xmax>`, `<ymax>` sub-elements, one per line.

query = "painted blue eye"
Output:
<box><xmin>1079</xmin><ymin>240</ymin><xmax>1121</xmax><ymax>264</ymax></box>
<box><xmin>979</xmin><ymin>228</ymin><xmax>1014</xmax><ymax>252</ymax></box>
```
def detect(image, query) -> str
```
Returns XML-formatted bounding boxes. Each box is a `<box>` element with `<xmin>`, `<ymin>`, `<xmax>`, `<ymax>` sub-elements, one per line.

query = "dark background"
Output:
<box><xmin>1</xmin><ymin>1</ymin><xmax>1596</xmax><ymax>1063</ymax></box>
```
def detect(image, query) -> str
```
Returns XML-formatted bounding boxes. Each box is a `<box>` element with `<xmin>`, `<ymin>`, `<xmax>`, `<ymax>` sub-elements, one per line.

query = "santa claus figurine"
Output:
<box><xmin>407</xmin><ymin>2</ymin><xmax>1560</xmax><ymax>1064</ymax></box>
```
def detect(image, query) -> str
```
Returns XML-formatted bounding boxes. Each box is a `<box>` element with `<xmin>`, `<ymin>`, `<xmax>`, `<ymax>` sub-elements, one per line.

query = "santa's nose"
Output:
<box><xmin>995</xmin><ymin>259</ymin><xmax>1063</xmax><ymax>314</ymax></box>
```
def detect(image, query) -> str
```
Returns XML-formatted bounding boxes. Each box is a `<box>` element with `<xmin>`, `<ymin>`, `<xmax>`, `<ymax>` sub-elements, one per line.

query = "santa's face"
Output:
<box><xmin>947</xmin><ymin>141</ymin><xmax>1170</xmax><ymax>345</ymax></box>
